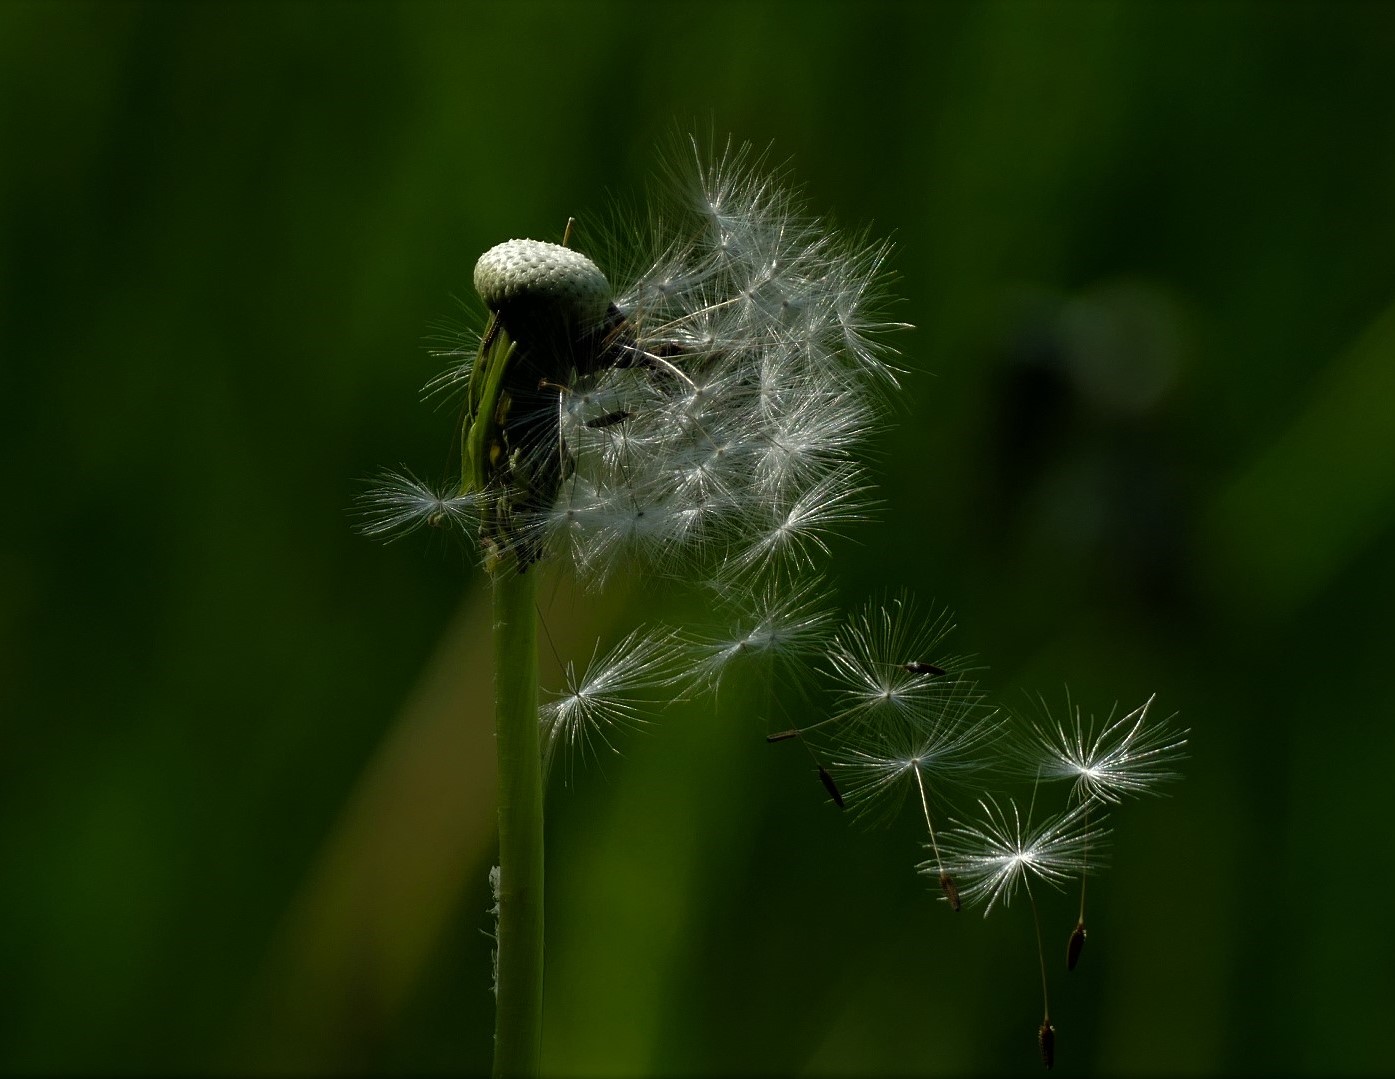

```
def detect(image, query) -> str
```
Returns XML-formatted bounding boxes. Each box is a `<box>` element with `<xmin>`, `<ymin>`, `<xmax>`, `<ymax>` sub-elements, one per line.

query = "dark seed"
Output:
<box><xmin>1038</xmin><ymin>1020</ymin><xmax>1055</xmax><ymax>1070</ymax></box>
<box><xmin>818</xmin><ymin>766</ymin><xmax>845</xmax><ymax>809</ymax></box>
<box><xmin>904</xmin><ymin>662</ymin><xmax>946</xmax><ymax>677</ymax></box>
<box><xmin>584</xmin><ymin>409</ymin><xmax>632</xmax><ymax>429</ymax></box>
<box><xmin>766</xmin><ymin>729</ymin><xmax>800</xmax><ymax>743</ymax></box>
<box><xmin>1067</xmin><ymin>921</ymin><xmax>1086</xmax><ymax>971</ymax></box>
<box><xmin>939</xmin><ymin>872</ymin><xmax>961</xmax><ymax>912</ymax></box>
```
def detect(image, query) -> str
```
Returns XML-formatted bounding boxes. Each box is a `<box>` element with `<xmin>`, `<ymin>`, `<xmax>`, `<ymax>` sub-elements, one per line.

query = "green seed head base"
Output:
<box><xmin>473</xmin><ymin>239</ymin><xmax>613</xmax><ymax>347</ymax></box>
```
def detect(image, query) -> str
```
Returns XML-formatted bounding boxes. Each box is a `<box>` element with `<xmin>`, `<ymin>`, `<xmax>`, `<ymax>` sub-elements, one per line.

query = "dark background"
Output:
<box><xmin>4</xmin><ymin>2</ymin><xmax>1394</xmax><ymax>1075</ymax></box>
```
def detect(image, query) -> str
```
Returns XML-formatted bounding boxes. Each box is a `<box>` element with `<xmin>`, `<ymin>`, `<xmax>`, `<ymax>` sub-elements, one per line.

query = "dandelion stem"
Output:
<box><xmin>912</xmin><ymin>764</ymin><xmax>942</xmax><ymax>870</ymax></box>
<box><xmin>1079</xmin><ymin>808</ymin><xmax>1090</xmax><ymax>924</ymax></box>
<box><xmin>1068</xmin><ymin>805</ymin><xmax>1091</xmax><ymax>971</ymax></box>
<box><xmin>1027</xmin><ymin>878</ymin><xmax>1050</xmax><ymax>1026</ymax></box>
<box><xmin>913</xmin><ymin>763</ymin><xmax>960</xmax><ymax>910</ymax></box>
<box><xmin>1025</xmin><ymin>877</ymin><xmax>1055</xmax><ymax>1067</ymax></box>
<box><xmin>1079</xmin><ymin>802</ymin><xmax>1092</xmax><ymax>925</ymax></box>
<box><xmin>491</xmin><ymin>564</ymin><xmax>544</xmax><ymax>1079</ymax></box>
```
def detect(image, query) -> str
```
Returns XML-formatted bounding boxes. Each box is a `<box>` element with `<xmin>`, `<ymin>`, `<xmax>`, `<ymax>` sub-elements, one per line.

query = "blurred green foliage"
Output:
<box><xmin>3</xmin><ymin>1</ymin><xmax>1395</xmax><ymax>1075</ymax></box>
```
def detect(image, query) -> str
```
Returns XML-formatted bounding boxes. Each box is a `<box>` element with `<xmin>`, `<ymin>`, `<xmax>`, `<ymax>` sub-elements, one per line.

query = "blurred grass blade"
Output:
<box><xmin>1202</xmin><ymin>297</ymin><xmax>1395</xmax><ymax>621</ymax></box>
<box><xmin>234</xmin><ymin>595</ymin><xmax>497</xmax><ymax>1071</ymax></box>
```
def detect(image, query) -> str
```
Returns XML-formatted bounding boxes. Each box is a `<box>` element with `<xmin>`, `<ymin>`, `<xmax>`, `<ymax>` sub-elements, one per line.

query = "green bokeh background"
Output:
<box><xmin>4</xmin><ymin>2</ymin><xmax>1394</xmax><ymax>1075</ymax></box>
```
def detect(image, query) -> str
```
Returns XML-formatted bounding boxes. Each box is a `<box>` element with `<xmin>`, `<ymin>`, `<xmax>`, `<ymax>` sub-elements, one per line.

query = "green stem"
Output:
<box><xmin>491</xmin><ymin>564</ymin><xmax>544</xmax><ymax>1079</ymax></box>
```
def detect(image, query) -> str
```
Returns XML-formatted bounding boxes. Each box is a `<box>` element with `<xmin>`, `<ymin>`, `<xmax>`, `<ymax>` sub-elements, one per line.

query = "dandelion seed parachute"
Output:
<box><xmin>1015</xmin><ymin>691</ymin><xmax>1189</xmax><ymax>805</ymax></box>
<box><xmin>1007</xmin><ymin>690</ymin><xmax>1183</xmax><ymax>979</ymax></box>
<box><xmin>351</xmin><ymin>468</ymin><xmax>480</xmax><ymax>541</ymax></box>
<box><xmin>540</xmin><ymin>626</ymin><xmax>687</xmax><ymax>778</ymax></box>
<box><xmin>827</xmin><ymin>689</ymin><xmax>1000</xmax><ymax>827</ymax></box>
<box><xmin>685</xmin><ymin>576</ymin><xmax>837</xmax><ymax>692</ymax></box>
<box><xmin>820</xmin><ymin>593</ymin><xmax>983</xmax><ymax>741</ymax></box>
<box><xmin>935</xmin><ymin>795</ymin><xmax>1109</xmax><ymax>915</ymax></box>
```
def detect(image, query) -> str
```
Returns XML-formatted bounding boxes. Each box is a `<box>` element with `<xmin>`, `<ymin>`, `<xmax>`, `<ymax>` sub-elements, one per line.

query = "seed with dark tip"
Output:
<box><xmin>584</xmin><ymin>409</ymin><xmax>632</xmax><ymax>429</ymax></box>
<box><xmin>818</xmin><ymin>766</ymin><xmax>845</xmax><ymax>809</ymax></box>
<box><xmin>1038</xmin><ymin>1020</ymin><xmax>1056</xmax><ymax>1070</ymax></box>
<box><xmin>939</xmin><ymin>872</ymin><xmax>961</xmax><ymax>912</ymax></box>
<box><xmin>1066</xmin><ymin>921</ymin><xmax>1086</xmax><ymax>971</ymax></box>
<box><xmin>904</xmin><ymin>662</ymin><xmax>946</xmax><ymax>677</ymax></box>
<box><xmin>766</xmin><ymin>729</ymin><xmax>800</xmax><ymax>743</ymax></box>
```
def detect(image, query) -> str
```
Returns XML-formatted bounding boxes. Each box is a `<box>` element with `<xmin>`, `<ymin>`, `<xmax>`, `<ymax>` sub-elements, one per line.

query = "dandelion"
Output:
<box><xmin>355</xmin><ymin>129</ymin><xmax>1180</xmax><ymax>1076</ymax></box>
<box><xmin>937</xmin><ymin>794</ymin><xmax>1110</xmax><ymax>1068</ymax></box>
<box><xmin>1014</xmin><ymin>691</ymin><xmax>1187</xmax><ymax>969</ymax></box>
<box><xmin>353</xmin><ymin>134</ymin><xmax>904</xmax><ymax>1078</ymax></box>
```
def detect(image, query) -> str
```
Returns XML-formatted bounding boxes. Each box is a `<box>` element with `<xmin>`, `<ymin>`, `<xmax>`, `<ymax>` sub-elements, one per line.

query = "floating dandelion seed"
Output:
<box><xmin>1019</xmin><ymin>691</ymin><xmax>1188</xmax><ymax>806</ymax></box>
<box><xmin>937</xmin><ymin>794</ymin><xmax>1107</xmax><ymax>916</ymax></box>
<box><xmin>686</xmin><ymin>577</ymin><xmax>836</xmax><ymax>692</ymax></box>
<box><xmin>831</xmin><ymin>692</ymin><xmax>1000</xmax><ymax>825</ymax></box>
<box><xmin>830</xmin><ymin>688</ymin><xmax>1000</xmax><ymax>912</ymax></box>
<box><xmin>824</xmin><ymin>595</ymin><xmax>978</xmax><ymax>734</ymax></box>
<box><xmin>352</xmin><ymin>467</ymin><xmax>481</xmax><ymax>541</ymax></box>
<box><xmin>760</xmin><ymin>596</ymin><xmax>990</xmax><ymax>821</ymax></box>
<box><xmin>1015</xmin><ymin>691</ymin><xmax>1187</xmax><ymax>968</ymax></box>
<box><xmin>938</xmin><ymin>794</ymin><xmax>1109</xmax><ymax>1069</ymax></box>
<box><xmin>683</xmin><ymin>577</ymin><xmax>847</xmax><ymax>805</ymax></box>
<box><xmin>540</xmin><ymin>626</ymin><xmax>687</xmax><ymax>778</ymax></box>
<box><xmin>791</xmin><ymin>594</ymin><xmax>979</xmax><ymax>744</ymax></box>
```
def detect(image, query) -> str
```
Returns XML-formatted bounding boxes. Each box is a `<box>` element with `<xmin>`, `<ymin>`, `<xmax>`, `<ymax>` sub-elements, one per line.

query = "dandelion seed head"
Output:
<box><xmin>474</xmin><ymin>238</ymin><xmax>614</xmax><ymax>343</ymax></box>
<box><xmin>371</xmin><ymin>135</ymin><xmax>907</xmax><ymax>586</ymax></box>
